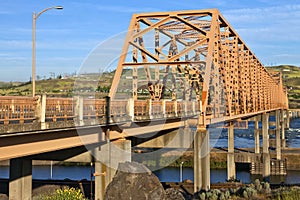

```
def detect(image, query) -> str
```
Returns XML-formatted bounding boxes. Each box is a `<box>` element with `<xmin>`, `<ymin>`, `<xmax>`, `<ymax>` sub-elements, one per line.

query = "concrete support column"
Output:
<box><xmin>94</xmin><ymin>162</ymin><xmax>106</xmax><ymax>200</ymax></box>
<box><xmin>194</xmin><ymin>131</ymin><xmax>202</xmax><ymax>193</ymax></box>
<box><xmin>275</xmin><ymin>110</ymin><xmax>281</xmax><ymax>160</ymax></box>
<box><xmin>201</xmin><ymin>129</ymin><xmax>210</xmax><ymax>191</ymax></box>
<box><xmin>280</xmin><ymin>110</ymin><xmax>286</xmax><ymax>148</ymax></box>
<box><xmin>262</xmin><ymin>113</ymin><xmax>270</xmax><ymax>181</ymax></box>
<box><xmin>9</xmin><ymin>158</ymin><xmax>32</xmax><ymax>200</ymax></box>
<box><xmin>227</xmin><ymin>122</ymin><xmax>236</xmax><ymax>180</ymax></box>
<box><xmin>254</xmin><ymin>116</ymin><xmax>260</xmax><ymax>154</ymax></box>
<box><xmin>194</xmin><ymin>128</ymin><xmax>210</xmax><ymax>192</ymax></box>
<box><xmin>285</xmin><ymin>110</ymin><xmax>290</xmax><ymax>129</ymax></box>
<box><xmin>95</xmin><ymin>138</ymin><xmax>131</xmax><ymax>200</ymax></box>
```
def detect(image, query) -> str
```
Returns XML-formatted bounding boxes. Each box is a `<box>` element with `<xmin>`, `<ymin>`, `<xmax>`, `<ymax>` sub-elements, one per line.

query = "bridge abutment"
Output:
<box><xmin>9</xmin><ymin>158</ymin><xmax>32</xmax><ymax>200</ymax></box>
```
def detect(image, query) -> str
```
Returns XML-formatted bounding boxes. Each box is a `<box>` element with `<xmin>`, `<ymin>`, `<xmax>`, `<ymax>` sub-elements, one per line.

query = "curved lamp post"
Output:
<box><xmin>180</xmin><ymin>161</ymin><xmax>184</xmax><ymax>182</ymax></box>
<box><xmin>32</xmin><ymin>6</ymin><xmax>63</xmax><ymax>96</ymax></box>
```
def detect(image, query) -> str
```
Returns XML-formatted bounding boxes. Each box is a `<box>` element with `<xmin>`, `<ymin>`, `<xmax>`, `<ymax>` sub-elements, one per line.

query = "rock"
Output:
<box><xmin>0</xmin><ymin>194</ymin><xmax>8</xmax><ymax>200</ymax></box>
<box><xmin>104</xmin><ymin>162</ymin><xmax>166</xmax><ymax>200</ymax></box>
<box><xmin>165</xmin><ymin>188</ymin><xmax>185</xmax><ymax>200</ymax></box>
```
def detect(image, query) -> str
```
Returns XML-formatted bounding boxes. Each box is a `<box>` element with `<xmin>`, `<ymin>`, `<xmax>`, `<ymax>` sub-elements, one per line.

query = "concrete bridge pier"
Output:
<box><xmin>227</xmin><ymin>121</ymin><xmax>236</xmax><ymax>180</ymax></box>
<box><xmin>194</xmin><ymin>128</ymin><xmax>210</xmax><ymax>192</ymax></box>
<box><xmin>280</xmin><ymin>110</ymin><xmax>286</xmax><ymax>148</ymax></box>
<box><xmin>95</xmin><ymin>138</ymin><xmax>132</xmax><ymax>200</ymax></box>
<box><xmin>262</xmin><ymin>113</ymin><xmax>270</xmax><ymax>181</ymax></box>
<box><xmin>254</xmin><ymin>116</ymin><xmax>260</xmax><ymax>154</ymax></box>
<box><xmin>275</xmin><ymin>110</ymin><xmax>281</xmax><ymax>160</ymax></box>
<box><xmin>285</xmin><ymin>109</ymin><xmax>290</xmax><ymax>129</ymax></box>
<box><xmin>9</xmin><ymin>158</ymin><xmax>32</xmax><ymax>200</ymax></box>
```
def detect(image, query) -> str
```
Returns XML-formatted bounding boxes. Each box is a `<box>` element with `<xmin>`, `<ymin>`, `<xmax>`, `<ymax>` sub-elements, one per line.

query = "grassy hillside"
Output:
<box><xmin>0</xmin><ymin>73</ymin><xmax>113</xmax><ymax>98</ymax></box>
<box><xmin>266</xmin><ymin>65</ymin><xmax>300</xmax><ymax>109</ymax></box>
<box><xmin>1</xmin><ymin>65</ymin><xmax>299</xmax><ymax>108</ymax></box>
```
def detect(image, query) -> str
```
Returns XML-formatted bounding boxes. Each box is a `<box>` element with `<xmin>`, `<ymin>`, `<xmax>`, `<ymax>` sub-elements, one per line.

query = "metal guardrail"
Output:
<box><xmin>0</xmin><ymin>96</ymin><xmax>199</xmax><ymax>126</ymax></box>
<box><xmin>0</xmin><ymin>96</ymin><xmax>38</xmax><ymax>124</ymax></box>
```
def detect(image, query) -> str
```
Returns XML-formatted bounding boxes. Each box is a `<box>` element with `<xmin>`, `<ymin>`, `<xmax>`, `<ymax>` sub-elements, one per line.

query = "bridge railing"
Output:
<box><xmin>0</xmin><ymin>95</ymin><xmax>199</xmax><ymax>129</ymax></box>
<box><xmin>45</xmin><ymin>98</ymin><xmax>75</xmax><ymax>121</ymax></box>
<box><xmin>0</xmin><ymin>96</ymin><xmax>38</xmax><ymax>124</ymax></box>
<box><xmin>83</xmin><ymin>99</ymin><xmax>106</xmax><ymax>119</ymax></box>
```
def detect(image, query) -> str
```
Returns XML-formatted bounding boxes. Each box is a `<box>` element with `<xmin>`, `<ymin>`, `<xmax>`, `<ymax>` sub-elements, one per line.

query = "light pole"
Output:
<box><xmin>180</xmin><ymin>161</ymin><xmax>184</xmax><ymax>182</ymax></box>
<box><xmin>32</xmin><ymin>6</ymin><xmax>63</xmax><ymax>96</ymax></box>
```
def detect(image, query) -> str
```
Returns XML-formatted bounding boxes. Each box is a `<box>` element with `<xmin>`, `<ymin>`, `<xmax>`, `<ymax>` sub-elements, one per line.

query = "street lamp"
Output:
<box><xmin>32</xmin><ymin>6</ymin><xmax>63</xmax><ymax>96</ymax></box>
<box><xmin>180</xmin><ymin>161</ymin><xmax>184</xmax><ymax>182</ymax></box>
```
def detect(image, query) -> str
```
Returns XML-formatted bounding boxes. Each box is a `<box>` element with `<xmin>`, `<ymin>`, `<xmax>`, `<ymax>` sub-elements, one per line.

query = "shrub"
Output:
<box><xmin>199</xmin><ymin>192</ymin><xmax>206</xmax><ymax>200</ymax></box>
<box><xmin>40</xmin><ymin>187</ymin><xmax>87</xmax><ymax>200</ymax></box>
<box><xmin>265</xmin><ymin>182</ymin><xmax>271</xmax><ymax>194</ymax></box>
<box><xmin>254</xmin><ymin>179</ymin><xmax>262</xmax><ymax>192</ymax></box>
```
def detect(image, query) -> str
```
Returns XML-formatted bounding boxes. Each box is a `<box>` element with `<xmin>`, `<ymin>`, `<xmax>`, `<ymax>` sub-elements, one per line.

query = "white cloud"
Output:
<box><xmin>222</xmin><ymin>4</ymin><xmax>300</xmax><ymax>43</ymax></box>
<box><xmin>0</xmin><ymin>40</ymin><xmax>31</xmax><ymax>49</ymax></box>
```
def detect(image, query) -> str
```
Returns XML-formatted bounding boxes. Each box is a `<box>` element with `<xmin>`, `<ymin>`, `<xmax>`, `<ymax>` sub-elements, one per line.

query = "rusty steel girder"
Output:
<box><xmin>109</xmin><ymin>9</ymin><xmax>288</xmax><ymax>119</ymax></box>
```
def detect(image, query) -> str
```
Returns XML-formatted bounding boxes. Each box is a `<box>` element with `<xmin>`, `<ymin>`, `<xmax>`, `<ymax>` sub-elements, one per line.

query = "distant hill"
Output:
<box><xmin>1</xmin><ymin>65</ymin><xmax>299</xmax><ymax>108</ymax></box>
<box><xmin>0</xmin><ymin>73</ymin><xmax>113</xmax><ymax>98</ymax></box>
<box><xmin>266</xmin><ymin>65</ymin><xmax>300</xmax><ymax>109</ymax></box>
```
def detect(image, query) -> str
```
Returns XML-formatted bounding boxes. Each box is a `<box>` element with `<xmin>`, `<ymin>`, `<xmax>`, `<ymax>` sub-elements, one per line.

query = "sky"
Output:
<box><xmin>0</xmin><ymin>0</ymin><xmax>299</xmax><ymax>82</ymax></box>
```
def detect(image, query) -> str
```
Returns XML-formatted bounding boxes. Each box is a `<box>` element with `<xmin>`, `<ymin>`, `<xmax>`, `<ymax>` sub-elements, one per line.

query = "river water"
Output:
<box><xmin>0</xmin><ymin>118</ymin><xmax>300</xmax><ymax>184</ymax></box>
<box><xmin>0</xmin><ymin>165</ymin><xmax>300</xmax><ymax>184</ymax></box>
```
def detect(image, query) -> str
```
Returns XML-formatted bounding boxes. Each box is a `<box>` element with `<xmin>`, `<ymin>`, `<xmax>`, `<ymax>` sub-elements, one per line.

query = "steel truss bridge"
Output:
<box><xmin>0</xmin><ymin>9</ymin><xmax>292</xmax><ymax>200</ymax></box>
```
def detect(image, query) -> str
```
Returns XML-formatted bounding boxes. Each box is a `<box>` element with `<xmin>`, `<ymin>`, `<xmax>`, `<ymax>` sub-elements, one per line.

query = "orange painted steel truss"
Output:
<box><xmin>109</xmin><ymin>9</ymin><xmax>288</xmax><ymax>121</ymax></box>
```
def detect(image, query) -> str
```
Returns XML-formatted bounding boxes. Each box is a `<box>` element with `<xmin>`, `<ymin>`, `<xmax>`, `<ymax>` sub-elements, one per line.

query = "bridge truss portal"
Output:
<box><xmin>109</xmin><ymin>9</ymin><xmax>288</xmax><ymax>127</ymax></box>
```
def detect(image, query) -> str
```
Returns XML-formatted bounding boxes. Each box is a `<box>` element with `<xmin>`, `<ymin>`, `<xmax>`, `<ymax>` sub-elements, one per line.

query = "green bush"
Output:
<box><xmin>40</xmin><ymin>187</ymin><xmax>87</xmax><ymax>200</ymax></box>
<box><xmin>274</xmin><ymin>187</ymin><xmax>300</xmax><ymax>200</ymax></box>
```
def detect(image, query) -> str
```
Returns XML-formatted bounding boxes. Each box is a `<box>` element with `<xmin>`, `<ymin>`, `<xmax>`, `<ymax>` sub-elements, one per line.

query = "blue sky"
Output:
<box><xmin>0</xmin><ymin>0</ymin><xmax>299</xmax><ymax>81</ymax></box>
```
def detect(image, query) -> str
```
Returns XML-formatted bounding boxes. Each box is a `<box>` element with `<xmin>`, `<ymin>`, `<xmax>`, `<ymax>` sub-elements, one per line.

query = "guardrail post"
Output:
<box><xmin>149</xmin><ymin>99</ymin><xmax>153</xmax><ymax>119</ymax></box>
<box><xmin>162</xmin><ymin>100</ymin><xmax>166</xmax><ymax>118</ymax></box>
<box><xmin>40</xmin><ymin>94</ymin><xmax>46</xmax><ymax>129</ymax></box>
<box><xmin>35</xmin><ymin>95</ymin><xmax>46</xmax><ymax>129</ymax></box>
<box><xmin>75</xmin><ymin>96</ymin><xmax>84</xmax><ymax>126</ymax></box>
<box><xmin>174</xmin><ymin>101</ymin><xmax>178</xmax><ymax>117</ymax></box>
<box><xmin>192</xmin><ymin>101</ymin><xmax>196</xmax><ymax>115</ymax></box>
<box><xmin>127</xmin><ymin>98</ymin><xmax>134</xmax><ymax>121</ymax></box>
<box><xmin>184</xmin><ymin>100</ymin><xmax>188</xmax><ymax>117</ymax></box>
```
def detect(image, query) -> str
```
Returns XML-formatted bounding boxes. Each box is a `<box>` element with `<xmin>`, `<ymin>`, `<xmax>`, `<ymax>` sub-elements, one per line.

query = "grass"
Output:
<box><xmin>1</xmin><ymin>65</ymin><xmax>299</xmax><ymax>108</ymax></box>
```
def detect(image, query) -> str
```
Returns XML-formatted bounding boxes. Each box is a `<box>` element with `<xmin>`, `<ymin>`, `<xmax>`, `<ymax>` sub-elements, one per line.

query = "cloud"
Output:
<box><xmin>222</xmin><ymin>4</ymin><xmax>300</xmax><ymax>43</ymax></box>
<box><xmin>0</xmin><ymin>40</ymin><xmax>31</xmax><ymax>49</ymax></box>
<box><xmin>0</xmin><ymin>10</ymin><xmax>13</xmax><ymax>15</ymax></box>
<box><xmin>223</xmin><ymin>4</ymin><xmax>300</xmax><ymax>25</ymax></box>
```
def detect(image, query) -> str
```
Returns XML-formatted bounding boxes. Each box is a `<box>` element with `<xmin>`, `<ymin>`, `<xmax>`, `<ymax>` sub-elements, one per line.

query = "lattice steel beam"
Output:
<box><xmin>109</xmin><ymin>9</ymin><xmax>288</xmax><ymax>126</ymax></box>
